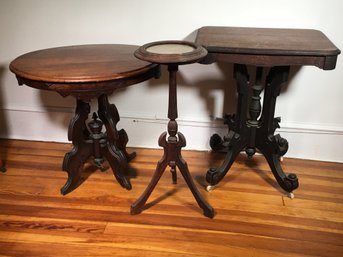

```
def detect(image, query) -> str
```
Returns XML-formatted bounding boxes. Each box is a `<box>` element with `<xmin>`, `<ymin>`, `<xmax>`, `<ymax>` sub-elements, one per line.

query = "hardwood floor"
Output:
<box><xmin>0</xmin><ymin>139</ymin><xmax>342</xmax><ymax>256</ymax></box>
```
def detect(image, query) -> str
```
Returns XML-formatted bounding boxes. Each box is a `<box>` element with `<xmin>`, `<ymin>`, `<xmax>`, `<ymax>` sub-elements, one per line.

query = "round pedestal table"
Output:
<box><xmin>130</xmin><ymin>41</ymin><xmax>214</xmax><ymax>218</ymax></box>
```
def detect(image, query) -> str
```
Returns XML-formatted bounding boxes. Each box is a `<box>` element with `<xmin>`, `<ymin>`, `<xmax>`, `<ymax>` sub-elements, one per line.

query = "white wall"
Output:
<box><xmin>0</xmin><ymin>0</ymin><xmax>342</xmax><ymax>162</ymax></box>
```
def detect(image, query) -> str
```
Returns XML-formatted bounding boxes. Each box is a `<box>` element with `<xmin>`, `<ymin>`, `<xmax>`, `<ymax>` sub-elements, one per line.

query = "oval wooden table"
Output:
<box><xmin>10</xmin><ymin>44</ymin><xmax>160</xmax><ymax>195</ymax></box>
<box><xmin>131</xmin><ymin>40</ymin><xmax>215</xmax><ymax>218</ymax></box>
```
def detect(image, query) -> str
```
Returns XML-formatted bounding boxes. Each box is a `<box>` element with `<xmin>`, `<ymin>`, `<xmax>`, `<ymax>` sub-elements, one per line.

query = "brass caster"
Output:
<box><xmin>288</xmin><ymin>192</ymin><xmax>295</xmax><ymax>199</ymax></box>
<box><xmin>206</xmin><ymin>185</ymin><xmax>215</xmax><ymax>192</ymax></box>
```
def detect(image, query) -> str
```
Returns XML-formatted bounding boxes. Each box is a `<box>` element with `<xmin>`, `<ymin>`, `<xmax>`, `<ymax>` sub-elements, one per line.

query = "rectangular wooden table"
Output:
<box><xmin>196</xmin><ymin>26</ymin><xmax>340</xmax><ymax>196</ymax></box>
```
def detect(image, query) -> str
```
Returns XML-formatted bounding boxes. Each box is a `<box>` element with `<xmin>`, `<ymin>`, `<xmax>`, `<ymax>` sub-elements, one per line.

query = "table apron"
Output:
<box><xmin>203</xmin><ymin>52</ymin><xmax>337</xmax><ymax>70</ymax></box>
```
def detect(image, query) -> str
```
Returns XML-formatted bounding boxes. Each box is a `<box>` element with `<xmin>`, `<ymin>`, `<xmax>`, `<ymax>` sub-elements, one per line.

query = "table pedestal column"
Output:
<box><xmin>207</xmin><ymin>64</ymin><xmax>299</xmax><ymax>195</ymax></box>
<box><xmin>61</xmin><ymin>94</ymin><xmax>135</xmax><ymax>195</ymax></box>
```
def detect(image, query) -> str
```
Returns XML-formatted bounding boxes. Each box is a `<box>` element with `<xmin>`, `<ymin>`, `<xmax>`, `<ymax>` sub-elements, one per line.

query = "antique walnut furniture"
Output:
<box><xmin>10</xmin><ymin>44</ymin><xmax>159</xmax><ymax>195</ymax></box>
<box><xmin>196</xmin><ymin>26</ymin><xmax>340</xmax><ymax>197</ymax></box>
<box><xmin>131</xmin><ymin>40</ymin><xmax>215</xmax><ymax>218</ymax></box>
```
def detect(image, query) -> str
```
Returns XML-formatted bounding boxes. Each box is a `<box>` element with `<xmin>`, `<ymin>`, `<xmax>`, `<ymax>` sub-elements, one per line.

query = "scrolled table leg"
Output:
<box><xmin>262</xmin><ymin>149</ymin><xmax>299</xmax><ymax>193</ymax></box>
<box><xmin>117</xmin><ymin>129</ymin><xmax>136</xmax><ymax>162</ymax></box>
<box><xmin>102</xmin><ymin>143</ymin><xmax>132</xmax><ymax>190</ymax></box>
<box><xmin>97</xmin><ymin>94</ymin><xmax>134</xmax><ymax>189</ymax></box>
<box><xmin>61</xmin><ymin>100</ymin><xmax>92</xmax><ymax>195</ymax></box>
<box><xmin>97</xmin><ymin>94</ymin><xmax>136</xmax><ymax>163</ymax></box>
<box><xmin>206</xmin><ymin>132</ymin><xmax>245</xmax><ymax>187</ymax></box>
<box><xmin>257</xmin><ymin>65</ymin><xmax>298</xmax><ymax>193</ymax></box>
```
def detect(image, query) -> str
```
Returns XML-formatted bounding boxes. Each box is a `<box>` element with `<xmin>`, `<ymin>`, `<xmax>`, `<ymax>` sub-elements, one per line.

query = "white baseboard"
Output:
<box><xmin>1</xmin><ymin>107</ymin><xmax>342</xmax><ymax>163</ymax></box>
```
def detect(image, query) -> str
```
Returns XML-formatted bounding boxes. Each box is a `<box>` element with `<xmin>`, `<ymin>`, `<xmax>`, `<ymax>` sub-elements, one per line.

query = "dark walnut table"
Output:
<box><xmin>131</xmin><ymin>40</ymin><xmax>214</xmax><ymax>218</ymax></box>
<box><xmin>10</xmin><ymin>44</ymin><xmax>159</xmax><ymax>195</ymax></box>
<box><xmin>196</xmin><ymin>26</ymin><xmax>340</xmax><ymax>197</ymax></box>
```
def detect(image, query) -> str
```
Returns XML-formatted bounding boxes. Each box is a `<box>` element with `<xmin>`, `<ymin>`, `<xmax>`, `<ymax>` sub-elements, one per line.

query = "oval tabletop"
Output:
<box><xmin>10</xmin><ymin>44</ymin><xmax>157</xmax><ymax>83</ymax></box>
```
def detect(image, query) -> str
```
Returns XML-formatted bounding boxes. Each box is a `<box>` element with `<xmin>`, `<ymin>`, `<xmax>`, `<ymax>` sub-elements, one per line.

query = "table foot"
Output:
<box><xmin>262</xmin><ymin>151</ymin><xmax>299</xmax><ymax>193</ymax></box>
<box><xmin>206</xmin><ymin>132</ymin><xmax>245</xmax><ymax>187</ymax></box>
<box><xmin>258</xmin><ymin>133</ymin><xmax>298</xmax><ymax>193</ymax></box>
<box><xmin>62</xmin><ymin>150</ymin><xmax>92</xmax><ymax>195</ymax></box>
<box><xmin>61</xmin><ymin>173</ymin><xmax>81</xmax><ymax>195</ymax></box>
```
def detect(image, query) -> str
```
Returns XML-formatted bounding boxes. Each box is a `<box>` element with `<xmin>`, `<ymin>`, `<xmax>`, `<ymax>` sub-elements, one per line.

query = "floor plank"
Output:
<box><xmin>0</xmin><ymin>139</ymin><xmax>342</xmax><ymax>257</ymax></box>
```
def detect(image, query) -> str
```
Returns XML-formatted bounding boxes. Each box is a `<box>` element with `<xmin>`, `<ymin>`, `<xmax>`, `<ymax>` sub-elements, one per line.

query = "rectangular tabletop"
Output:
<box><xmin>195</xmin><ymin>26</ymin><xmax>340</xmax><ymax>70</ymax></box>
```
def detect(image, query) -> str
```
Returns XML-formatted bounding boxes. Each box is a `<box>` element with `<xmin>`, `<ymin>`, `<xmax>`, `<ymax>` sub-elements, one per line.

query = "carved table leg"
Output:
<box><xmin>61</xmin><ymin>100</ymin><xmax>92</xmax><ymax>195</ymax></box>
<box><xmin>206</xmin><ymin>64</ymin><xmax>250</xmax><ymax>187</ymax></box>
<box><xmin>97</xmin><ymin>94</ymin><xmax>133</xmax><ymax>190</ymax></box>
<box><xmin>61</xmin><ymin>95</ymin><xmax>134</xmax><ymax>194</ymax></box>
<box><xmin>206</xmin><ymin>132</ymin><xmax>246</xmax><ymax>188</ymax></box>
<box><xmin>131</xmin><ymin>64</ymin><xmax>214</xmax><ymax>218</ymax></box>
<box><xmin>98</xmin><ymin>94</ymin><xmax>136</xmax><ymax>162</ymax></box>
<box><xmin>257</xmin><ymin>66</ymin><xmax>299</xmax><ymax>193</ymax></box>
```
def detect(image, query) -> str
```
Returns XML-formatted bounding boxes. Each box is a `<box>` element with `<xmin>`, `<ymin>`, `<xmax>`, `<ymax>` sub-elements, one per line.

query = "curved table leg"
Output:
<box><xmin>61</xmin><ymin>100</ymin><xmax>92</xmax><ymax>195</ymax></box>
<box><xmin>131</xmin><ymin>132</ymin><xmax>168</xmax><ymax>214</ymax></box>
<box><xmin>206</xmin><ymin>132</ymin><xmax>246</xmax><ymax>187</ymax></box>
<box><xmin>257</xmin><ymin>134</ymin><xmax>299</xmax><ymax>193</ymax></box>
<box><xmin>257</xmin><ymin>66</ymin><xmax>298</xmax><ymax>193</ymax></box>
<box><xmin>61</xmin><ymin>146</ymin><xmax>92</xmax><ymax>195</ymax></box>
<box><xmin>97</xmin><ymin>94</ymin><xmax>136</xmax><ymax>162</ymax></box>
<box><xmin>176</xmin><ymin>133</ymin><xmax>214</xmax><ymax>218</ymax></box>
<box><xmin>117</xmin><ymin>129</ymin><xmax>136</xmax><ymax>162</ymax></box>
<box><xmin>207</xmin><ymin>64</ymin><xmax>250</xmax><ymax>189</ymax></box>
<box><xmin>103</xmin><ymin>143</ymin><xmax>132</xmax><ymax>190</ymax></box>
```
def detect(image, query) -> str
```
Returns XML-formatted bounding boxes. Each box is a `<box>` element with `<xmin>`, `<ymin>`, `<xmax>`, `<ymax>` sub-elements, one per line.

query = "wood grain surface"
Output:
<box><xmin>9</xmin><ymin>44</ymin><xmax>157</xmax><ymax>83</ymax></box>
<box><xmin>195</xmin><ymin>26</ymin><xmax>340</xmax><ymax>70</ymax></box>
<box><xmin>0</xmin><ymin>139</ymin><xmax>342</xmax><ymax>256</ymax></box>
<box><xmin>196</xmin><ymin>26</ymin><xmax>340</xmax><ymax>56</ymax></box>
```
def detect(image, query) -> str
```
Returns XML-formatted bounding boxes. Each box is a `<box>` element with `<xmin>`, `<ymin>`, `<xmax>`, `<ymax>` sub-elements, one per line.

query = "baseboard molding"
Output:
<box><xmin>1</xmin><ymin>107</ymin><xmax>342</xmax><ymax>162</ymax></box>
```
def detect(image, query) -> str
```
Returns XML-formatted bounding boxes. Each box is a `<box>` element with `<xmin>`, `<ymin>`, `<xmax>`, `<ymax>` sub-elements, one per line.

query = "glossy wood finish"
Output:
<box><xmin>196</xmin><ymin>26</ymin><xmax>340</xmax><ymax>70</ymax></box>
<box><xmin>132</xmin><ymin>41</ymin><xmax>214</xmax><ymax>218</ymax></box>
<box><xmin>0</xmin><ymin>139</ymin><xmax>343</xmax><ymax>257</ymax></box>
<box><xmin>9</xmin><ymin>45</ymin><xmax>160</xmax><ymax>194</ymax></box>
<box><xmin>10</xmin><ymin>44</ymin><xmax>159</xmax><ymax>102</ymax></box>
<box><xmin>196</xmin><ymin>27</ymin><xmax>340</xmax><ymax>196</ymax></box>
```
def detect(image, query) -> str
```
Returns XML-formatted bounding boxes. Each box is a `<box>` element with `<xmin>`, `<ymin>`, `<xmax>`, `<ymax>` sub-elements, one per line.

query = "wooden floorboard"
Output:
<box><xmin>0</xmin><ymin>139</ymin><xmax>342</xmax><ymax>257</ymax></box>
